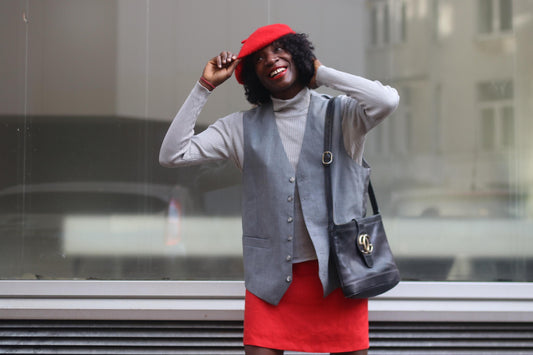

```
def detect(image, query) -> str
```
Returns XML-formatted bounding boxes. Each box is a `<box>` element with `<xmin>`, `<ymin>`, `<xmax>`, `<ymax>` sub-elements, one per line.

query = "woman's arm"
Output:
<box><xmin>158</xmin><ymin>83</ymin><xmax>243</xmax><ymax>169</ymax></box>
<box><xmin>315</xmin><ymin>63</ymin><xmax>399</xmax><ymax>130</ymax></box>
<box><xmin>159</xmin><ymin>52</ymin><xmax>244</xmax><ymax>169</ymax></box>
<box><xmin>312</xmin><ymin>62</ymin><xmax>400</xmax><ymax>162</ymax></box>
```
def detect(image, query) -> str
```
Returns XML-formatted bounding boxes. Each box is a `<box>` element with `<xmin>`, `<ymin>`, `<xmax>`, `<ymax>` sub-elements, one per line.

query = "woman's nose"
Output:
<box><xmin>264</xmin><ymin>52</ymin><xmax>278</xmax><ymax>66</ymax></box>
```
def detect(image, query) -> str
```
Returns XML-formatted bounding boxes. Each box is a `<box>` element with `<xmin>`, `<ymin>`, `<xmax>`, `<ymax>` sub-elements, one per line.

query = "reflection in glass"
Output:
<box><xmin>400</xmin><ymin>2</ymin><xmax>407</xmax><ymax>42</ymax></box>
<box><xmin>478</xmin><ymin>0</ymin><xmax>493</xmax><ymax>34</ymax></box>
<box><xmin>481</xmin><ymin>108</ymin><xmax>496</xmax><ymax>150</ymax></box>
<box><xmin>365</xmin><ymin>0</ymin><xmax>532</xmax><ymax>282</ymax></box>
<box><xmin>501</xmin><ymin>107</ymin><xmax>514</xmax><ymax>148</ymax></box>
<box><xmin>383</xmin><ymin>3</ymin><xmax>390</xmax><ymax>44</ymax></box>
<box><xmin>1</xmin><ymin>0</ymin><xmax>532</xmax><ymax>283</ymax></box>
<box><xmin>500</xmin><ymin>0</ymin><xmax>513</xmax><ymax>31</ymax></box>
<box><xmin>371</xmin><ymin>7</ymin><xmax>378</xmax><ymax>46</ymax></box>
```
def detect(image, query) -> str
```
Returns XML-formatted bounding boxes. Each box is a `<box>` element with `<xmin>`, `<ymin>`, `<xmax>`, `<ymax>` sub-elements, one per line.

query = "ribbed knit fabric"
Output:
<box><xmin>270</xmin><ymin>88</ymin><xmax>317</xmax><ymax>262</ymax></box>
<box><xmin>270</xmin><ymin>88</ymin><xmax>310</xmax><ymax>170</ymax></box>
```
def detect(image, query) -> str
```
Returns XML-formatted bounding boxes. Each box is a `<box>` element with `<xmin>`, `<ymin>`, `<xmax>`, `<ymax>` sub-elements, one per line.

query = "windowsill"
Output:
<box><xmin>475</xmin><ymin>31</ymin><xmax>514</xmax><ymax>41</ymax></box>
<box><xmin>1</xmin><ymin>280</ymin><xmax>532</xmax><ymax>322</ymax></box>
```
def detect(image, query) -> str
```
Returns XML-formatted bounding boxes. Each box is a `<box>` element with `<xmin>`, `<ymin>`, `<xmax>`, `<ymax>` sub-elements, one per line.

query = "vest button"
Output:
<box><xmin>286</xmin><ymin>255</ymin><xmax>292</xmax><ymax>261</ymax></box>
<box><xmin>287</xmin><ymin>235</ymin><xmax>293</xmax><ymax>241</ymax></box>
<box><xmin>287</xmin><ymin>217</ymin><xmax>293</xmax><ymax>223</ymax></box>
<box><xmin>287</xmin><ymin>195</ymin><xmax>293</xmax><ymax>202</ymax></box>
<box><xmin>289</xmin><ymin>176</ymin><xmax>295</xmax><ymax>183</ymax></box>
<box><xmin>286</xmin><ymin>276</ymin><xmax>292</xmax><ymax>283</ymax></box>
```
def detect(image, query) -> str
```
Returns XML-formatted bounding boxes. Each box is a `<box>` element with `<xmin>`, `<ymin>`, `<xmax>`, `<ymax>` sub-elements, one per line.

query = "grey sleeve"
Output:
<box><xmin>315</xmin><ymin>65</ymin><xmax>400</xmax><ymax>162</ymax></box>
<box><xmin>159</xmin><ymin>82</ymin><xmax>244</xmax><ymax>170</ymax></box>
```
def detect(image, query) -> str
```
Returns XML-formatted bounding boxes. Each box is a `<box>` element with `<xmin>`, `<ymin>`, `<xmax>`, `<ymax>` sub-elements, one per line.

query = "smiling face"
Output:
<box><xmin>252</xmin><ymin>42</ymin><xmax>304</xmax><ymax>100</ymax></box>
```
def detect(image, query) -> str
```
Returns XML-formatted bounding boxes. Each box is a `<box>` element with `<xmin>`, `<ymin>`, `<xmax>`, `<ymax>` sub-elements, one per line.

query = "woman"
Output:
<box><xmin>160</xmin><ymin>24</ymin><xmax>399</xmax><ymax>355</ymax></box>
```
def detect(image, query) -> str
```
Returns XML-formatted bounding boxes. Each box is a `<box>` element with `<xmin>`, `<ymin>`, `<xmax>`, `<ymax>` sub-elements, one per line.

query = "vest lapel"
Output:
<box><xmin>256</xmin><ymin>103</ymin><xmax>296</xmax><ymax>174</ymax></box>
<box><xmin>296</xmin><ymin>94</ymin><xmax>325</xmax><ymax>172</ymax></box>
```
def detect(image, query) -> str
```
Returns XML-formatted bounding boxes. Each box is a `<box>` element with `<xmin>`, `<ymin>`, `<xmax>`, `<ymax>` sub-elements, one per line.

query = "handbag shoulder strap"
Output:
<box><xmin>322</xmin><ymin>97</ymin><xmax>380</xmax><ymax>227</ymax></box>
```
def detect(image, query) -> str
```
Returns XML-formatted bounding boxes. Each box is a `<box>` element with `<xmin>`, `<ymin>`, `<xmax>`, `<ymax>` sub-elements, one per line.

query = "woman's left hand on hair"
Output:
<box><xmin>308</xmin><ymin>58</ymin><xmax>322</xmax><ymax>89</ymax></box>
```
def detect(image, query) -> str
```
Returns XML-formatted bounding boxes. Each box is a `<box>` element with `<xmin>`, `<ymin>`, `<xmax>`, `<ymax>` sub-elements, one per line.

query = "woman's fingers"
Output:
<box><xmin>217</xmin><ymin>51</ymin><xmax>237</xmax><ymax>68</ymax></box>
<box><xmin>202</xmin><ymin>51</ymin><xmax>240</xmax><ymax>89</ymax></box>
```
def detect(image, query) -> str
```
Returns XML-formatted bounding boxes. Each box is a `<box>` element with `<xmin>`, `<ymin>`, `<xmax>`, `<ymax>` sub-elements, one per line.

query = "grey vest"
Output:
<box><xmin>242</xmin><ymin>92</ymin><xmax>371</xmax><ymax>305</ymax></box>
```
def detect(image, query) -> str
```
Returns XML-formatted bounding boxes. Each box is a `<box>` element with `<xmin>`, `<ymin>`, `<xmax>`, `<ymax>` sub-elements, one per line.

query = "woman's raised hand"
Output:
<box><xmin>200</xmin><ymin>51</ymin><xmax>240</xmax><ymax>90</ymax></box>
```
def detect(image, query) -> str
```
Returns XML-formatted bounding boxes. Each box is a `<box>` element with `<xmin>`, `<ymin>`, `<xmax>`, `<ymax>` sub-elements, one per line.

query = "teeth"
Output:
<box><xmin>270</xmin><ymin>67</ymin><xmax>286</xmax><ymax>77</ymax></box>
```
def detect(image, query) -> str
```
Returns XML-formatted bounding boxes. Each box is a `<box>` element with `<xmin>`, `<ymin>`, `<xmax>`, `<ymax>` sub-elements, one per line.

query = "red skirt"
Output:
<box><xmin>243</xmin><ymin>260</ymin><xmax>369</xmax><ymax>353</ymax></box>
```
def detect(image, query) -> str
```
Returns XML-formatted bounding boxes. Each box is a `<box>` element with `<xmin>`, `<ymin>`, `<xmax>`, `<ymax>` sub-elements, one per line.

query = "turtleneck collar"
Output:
<box><xmin>271</xmin><ymin>87</ymin><xmax>310</xmax><ymax>114</ymax></box>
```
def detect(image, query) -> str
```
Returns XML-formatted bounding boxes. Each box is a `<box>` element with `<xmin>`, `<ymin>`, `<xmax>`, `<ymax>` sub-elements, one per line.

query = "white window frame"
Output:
<box><xmin>477</xmin><ymin>0</ymin><xmax>513</xmax><ymax>36</ymax></box>
<box><xmin>479</xmin><ymin>101</ymin><xmax>514</xmax><ymax>151</ymax></box>
<box><xmin>477</xmin><ymin>80</ymin><xmax>514</xmax><ymax>152</ymax></box>
<box><xmin>393</xmin><ymin>0</ymin><xmax>408</xmax><ymax>44</ymax></box>
<box><xmin>1</xmin><ymin>280</ymin><xmax>532</xmax><ymax>322</ymax></box>
<box><xmin>368</xmin><ymin>0</ymin><xmax>408</xmax><ymax>48</ymax></box>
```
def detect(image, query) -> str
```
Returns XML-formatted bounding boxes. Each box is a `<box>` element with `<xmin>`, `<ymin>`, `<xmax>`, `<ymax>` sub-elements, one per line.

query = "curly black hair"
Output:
<box><xmin>240</xmin><ymin>33</ymin><xmax>315</xmax><ymax>105</ymax></box>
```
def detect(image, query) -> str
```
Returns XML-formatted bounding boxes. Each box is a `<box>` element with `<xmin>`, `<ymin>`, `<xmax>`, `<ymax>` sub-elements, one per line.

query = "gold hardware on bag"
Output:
<box><xmin>358</xmin><ymin>234</ymin><xmax>374</xmax><ymax>254</ymax></box>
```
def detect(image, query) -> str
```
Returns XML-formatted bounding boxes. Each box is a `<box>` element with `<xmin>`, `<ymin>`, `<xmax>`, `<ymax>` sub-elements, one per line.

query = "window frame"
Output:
<box><xmin>477</xmin><ymin>0</ymin><xmax>513</xmax><ymax>36</ymax></box>
<box><xmin>479</xmin><ymin>102</ymin><xmax>515</xmax><ymax>151</ymax></box>
<box><xmin>368</xmin><ymin>0</ymin><xmax>408</xmax><ymax>48</ymax></box>
<box><xmin>1</xmin><ymin>280</ymin><xmax>532</xmax><ymax>322</ymax></box>
<box><xmin>477</xmin><ymin>80</ymin><xmax>515</xmax><ymax>152</ymax></box>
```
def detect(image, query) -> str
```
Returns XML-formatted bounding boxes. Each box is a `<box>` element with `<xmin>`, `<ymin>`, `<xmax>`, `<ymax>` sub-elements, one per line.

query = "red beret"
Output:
<box><xmin>235</xmin><ymin>24</ymin><xmax>295</xmax><ymax>84</ymax></box>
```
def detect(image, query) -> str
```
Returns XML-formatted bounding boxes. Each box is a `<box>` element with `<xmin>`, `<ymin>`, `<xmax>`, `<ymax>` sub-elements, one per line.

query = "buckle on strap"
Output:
<box><xmin>322</xmin><ymin>151</ymin><xmax>333</xmax><ymax>166</ymax></box>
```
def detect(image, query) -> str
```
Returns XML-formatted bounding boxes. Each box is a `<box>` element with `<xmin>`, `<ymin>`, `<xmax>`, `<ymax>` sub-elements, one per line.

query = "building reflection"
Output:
<box><xmin>0</xmin><ymin>0</ymin><xmax>532</xmax><ymax>282</ymax></box>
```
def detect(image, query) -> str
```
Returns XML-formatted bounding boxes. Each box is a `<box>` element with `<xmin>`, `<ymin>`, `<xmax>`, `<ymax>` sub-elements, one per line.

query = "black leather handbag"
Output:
<box><xmin>323</xmin><ymin>98</ymin><xmax>400</xmax><ymax>298</ymax></box>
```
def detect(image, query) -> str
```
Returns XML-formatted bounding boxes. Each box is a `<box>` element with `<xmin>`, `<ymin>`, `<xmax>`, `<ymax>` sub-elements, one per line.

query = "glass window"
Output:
<box><xmin>481</xmin><ymin>108</ymin><xmax>496</xmax><ymax>150</ymax></box>
<box><xmin>369</xmin><ymin>0</ymin><xmax>407</xmax><ymax>47</ymax></box>
<box><xmin>1</xmin><ymin>0</ymin><xmax>533</xmax><ymax>285</ymax></box>
<box><xmin>478</xmin><ymin>0</ymin><xmax>513</xmax><ymax>34</ymax></box>
<box><xmin>365</xmin><ymin>1</ymin><xmax>532</xmax><ymax>282</ymax></box>
<box><xmin>369</xmin><ymin>0</ymin><xmax>408</xmax><ymax>46</ymax></box>
<box><xmin>432</xmin><ymin>84</ymin><xmax>443</xmax><ymax>154</ymax></box>
<box><xmin>383</xmin><ymin>3</ymin><xmax>391</xmax><ymax>44</ymax></box>
<box><xmin>501</xmin><ymin>107</ymin><xmax>514</xmax><ymax>148</ymax></box>
<box><xmin>478</xmin><ymin>80</ymin><xmax>513</xmax><ymax>101</ymax></box>
<box><xmin>370</xmin><ymin>86</ymin><xmax>411</xmax><ymax>155</ymax></box>
<box><xmin>478</xmin><ymin>0</ymin><xmax>494</xmax><ymax>33</ymax></box>
<box><xmin>478</xmin><ymin>80</ymin><xmax>514</xmax><ymax>151</ymax></box>
<box><xmin>400</xmin><ymin>1</ymin><xmax>408</xmax><ymax>42</ymax></box>
<box><xmin>371</xmin><ymin>6</ymin><xmax>379</xmax><ymax>46</ymax></box>
<box><xmin>499</xmin><ymin>0</ymin><xmax>513</xmax><ymax>31</ymax></box>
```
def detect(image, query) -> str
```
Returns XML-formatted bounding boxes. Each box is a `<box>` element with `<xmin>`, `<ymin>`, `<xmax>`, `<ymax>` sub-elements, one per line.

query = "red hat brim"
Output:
<box><xmin>234</xmin><ymin>24</ymin><xmax>295</xmax><ymax>84</ymax></box>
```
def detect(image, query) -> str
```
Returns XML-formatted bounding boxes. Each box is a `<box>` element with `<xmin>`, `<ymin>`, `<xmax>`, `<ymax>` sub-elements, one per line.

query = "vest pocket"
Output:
<box><xmin>242</xmin><ymin>235</ymin><xmax>270</xmax><ymax>249</ymax></box>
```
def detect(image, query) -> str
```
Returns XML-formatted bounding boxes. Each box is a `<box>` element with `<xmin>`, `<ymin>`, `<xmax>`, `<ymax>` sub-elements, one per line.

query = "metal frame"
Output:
<box><xmin>1</xmin><ymin>280</ymin><xmax>532</xmax><ymax>322</ymax></box>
